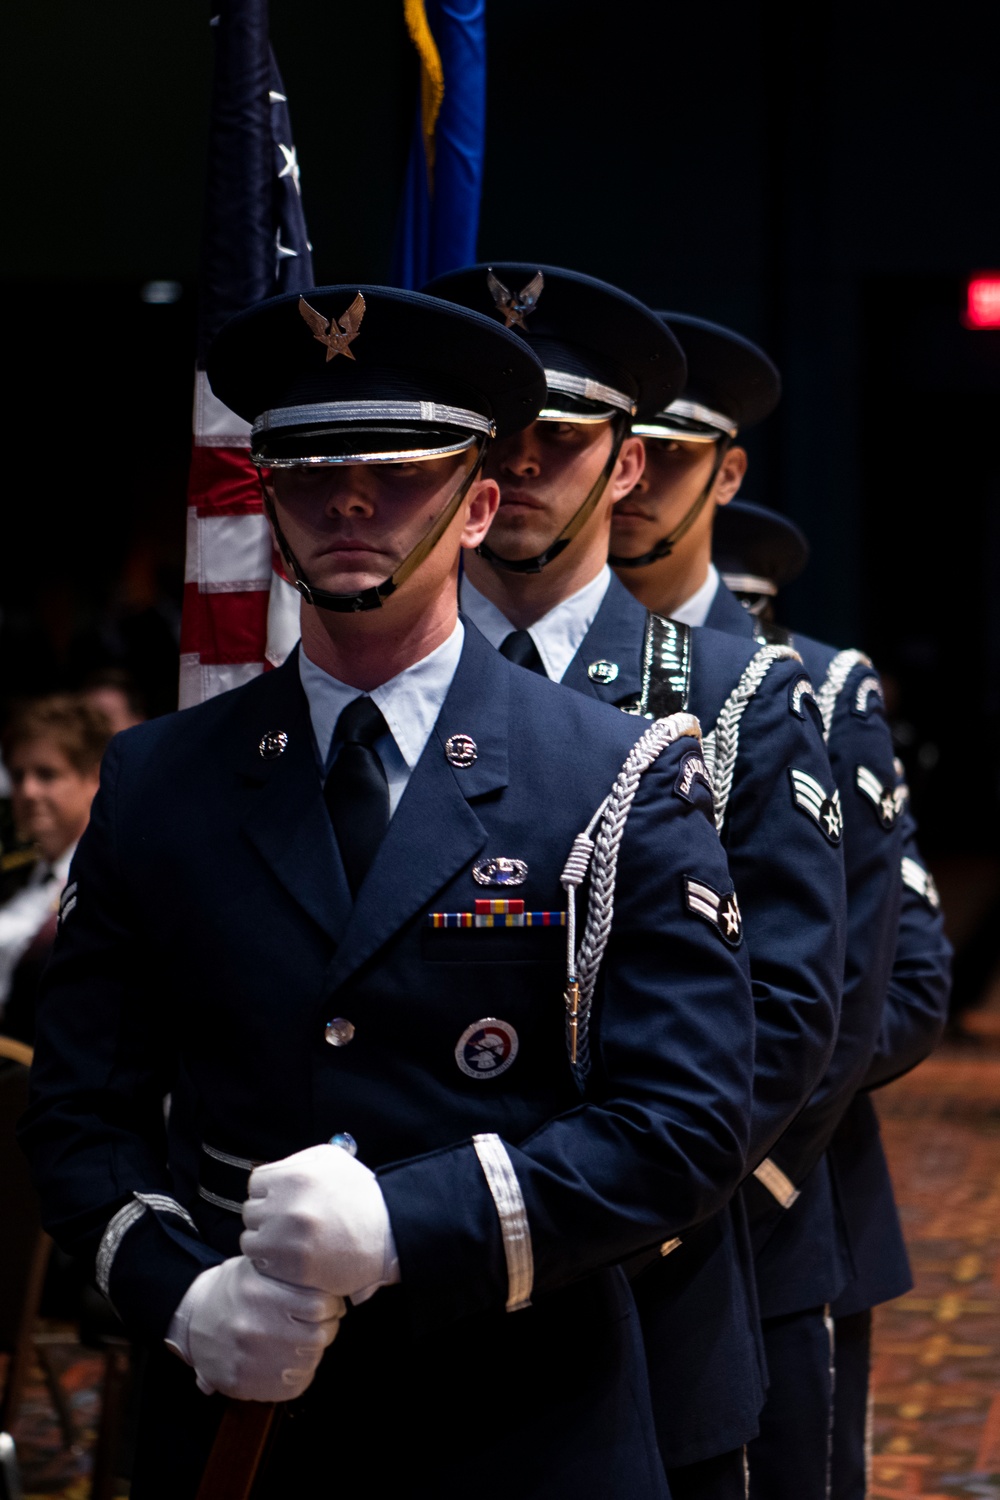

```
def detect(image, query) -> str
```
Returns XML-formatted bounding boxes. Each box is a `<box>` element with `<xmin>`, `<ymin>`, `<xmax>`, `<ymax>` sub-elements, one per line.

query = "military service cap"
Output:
<box><xmin>206</xmin><ymin>284</ymin><xmax>547</xmax><ymax>465</ymax></box>
<box><xmin>423</xmin><ymin>264</ymin><xmax>686</xmax><ymax>424</ymax></box>
<box><xmin>637</xmin><ymin>314</ymin><xmax>781</xmax><ymax>442</ymax></box>
<box><xmin>713</xmin><ymin>500</ymin><xmax>810</xmax><ymax>596</ymax></box>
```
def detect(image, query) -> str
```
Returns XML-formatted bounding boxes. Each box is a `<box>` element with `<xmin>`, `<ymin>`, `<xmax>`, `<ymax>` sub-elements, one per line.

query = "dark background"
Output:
<box><xmin>5</xmin><ymin>0</ymin><xmax>1000</xmax><ymax>863</ymax></box>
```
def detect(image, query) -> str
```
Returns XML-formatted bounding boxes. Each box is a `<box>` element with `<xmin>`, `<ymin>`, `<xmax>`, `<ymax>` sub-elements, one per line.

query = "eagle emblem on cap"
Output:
<box><xmin>486</xmin><ymin>269</ymin><xmax>544</xmax><ymax>330</ymax></box>
<box><xmin>298</xmin><ymin>293</ymin><xmax>366</xmax><ymax>361</ymax></box>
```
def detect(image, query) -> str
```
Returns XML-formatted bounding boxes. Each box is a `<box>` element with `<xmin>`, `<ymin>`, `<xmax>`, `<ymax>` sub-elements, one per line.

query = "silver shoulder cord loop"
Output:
<box><xmin>559</xmin><ymin>712</ymin><xmax>703</xmax><ymax>1086</ymax></box>
<box><xmin>815</xmin><ymin>649</ymin><xmax>872</xmax><ymax>743</ymax></box>
<box><xmin>702</xmin><ymin>644</ymin><xmax>802</xmax><ymax>832</ymax></box>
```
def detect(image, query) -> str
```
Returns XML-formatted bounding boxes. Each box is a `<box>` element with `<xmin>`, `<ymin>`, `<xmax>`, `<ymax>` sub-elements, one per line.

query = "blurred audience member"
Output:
<box><xmin>81</xmin><ymin>667</ymin><xmax>146</xmax><ymax>735</ymax></box>
<box><xmin>0</xmin><ymin>696</ymin><xmax>111</xmax><ymax>1043</ymax></box>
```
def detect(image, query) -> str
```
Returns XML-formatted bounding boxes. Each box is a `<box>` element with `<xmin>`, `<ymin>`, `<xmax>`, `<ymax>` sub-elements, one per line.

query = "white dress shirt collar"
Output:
<box><xmin>670</xmin><ymin>563</ymin><xmax>720</xmax><ymax>628</ymax></box>
<box><xmin>298</xmin><ymin>623</ymin><xmax>464</xmax><ymax>815</ymax></box>
<box><xmin>460</xmin><ymin>565</ymin><xmax>611</xmax><ymax>683</ymax></box>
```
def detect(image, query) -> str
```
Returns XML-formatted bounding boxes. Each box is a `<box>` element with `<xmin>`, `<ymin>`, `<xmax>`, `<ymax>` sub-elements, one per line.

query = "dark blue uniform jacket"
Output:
<box><xmin>22</xmin><ymin>624</ymin><xmax>755</xmax><ymax>1500</ymax></box>
<box><xmin>705</xmin><ymin>582</ymin><xmax>908</xmax><ymax>1319</ymax></box>
<box><xmin>558</xmin><ymin>575</ymin><xmax>845</xmax><ymax>1466</ymax></box>
<box><xmin>829</xmin><ymin>793</ymin><xmax>952</xmax><ymax>1318</ymax></box>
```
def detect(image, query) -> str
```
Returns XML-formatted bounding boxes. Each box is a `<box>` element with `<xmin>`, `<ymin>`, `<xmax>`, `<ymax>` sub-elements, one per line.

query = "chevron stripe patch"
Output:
<box><xmin>856</xmin><ymin>765</ymin><xmax>899</xmax><ymax>830</ymax></box>
<box><xmin>790</xmin><ymin>769</ymin><xmax>843</xmax><ymax>844</ymax></box>
<box><xmin>901</xmin><ymin>857</ymin><xmax>941</xmax><ymax>910</ymax></box>
<box><xmin>684</xmin><ymin>876</ymin><xmax>743</xmax><ymax>946</ymax></box>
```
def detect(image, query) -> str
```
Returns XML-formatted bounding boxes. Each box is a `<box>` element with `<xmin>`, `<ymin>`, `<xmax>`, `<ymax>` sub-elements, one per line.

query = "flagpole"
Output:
<box><xmin>195</xmin><ymin>1402</ymin><xmax>278</xmax><ymax>1500</ymax></box>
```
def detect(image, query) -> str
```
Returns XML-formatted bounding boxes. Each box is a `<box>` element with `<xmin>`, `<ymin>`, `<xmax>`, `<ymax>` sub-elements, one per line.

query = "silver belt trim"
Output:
<box><xmin>720</xmin><ymin>572</ymin><xmax>778</xmax><ymax>597</ymax></box>
<box><xmin>543</xmin><ymin>369</ymin><xmax>635</xmax><ymax>416</ymax></box>
<box><xmin>252</xmin><ymin>400</ymin><xmax>496</xmax><ymax>438</ymax></box>
<box><xmin>472</xmin><ymin>1133</ymin><xmax>534</xmax><ymax>1312</ymax></box>
<box><xmin>202</xmin><ymin>1141</ymin><xmax>257</xmax><ymax>1171</ymax></box>
<box><xmin>95</xmin><ymin>1192</ymin><xmax>196</xmax><ymax>1297</ymax></box>
<box><xmin>753</xmin><ymin>1157</ymin><xmax>800</xmax><ymax>1209</ymax></box>
<box><xmin>199</xmin><ymin>1185</ymin><xmax>245</xmax><ymax>1214</ymax></box>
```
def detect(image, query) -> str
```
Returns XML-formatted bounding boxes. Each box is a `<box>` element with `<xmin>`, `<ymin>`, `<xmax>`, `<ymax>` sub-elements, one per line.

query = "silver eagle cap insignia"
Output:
<box><xmin>298</xmin><ymin>292</ymin><xmax>366</xmax><ymax>361</ymax></box>
<box><xmin>486</xmin><ymin>269</ymin><xmax>544</xmax><ymax>330</ymax></box>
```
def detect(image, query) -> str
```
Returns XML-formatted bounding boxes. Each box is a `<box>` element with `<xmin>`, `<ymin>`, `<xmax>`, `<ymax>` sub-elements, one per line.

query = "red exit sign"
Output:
<box><xmin>964</xmin><ymin>275</ymin><xmax>1000</xmax><ymax>328</ymax></box>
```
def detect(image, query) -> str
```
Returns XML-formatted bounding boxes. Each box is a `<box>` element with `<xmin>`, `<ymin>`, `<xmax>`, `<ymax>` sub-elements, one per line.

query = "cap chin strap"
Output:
<box><xmin>260</xmin><ymin>439</ymin><xmax>487</xmax><ymax>613</ymax></box>
<box><xmin>477</xmin><ymin>414</ymin><xmax>629</xmax><ymax>575</ymax></box>
<box><xmin>609</xmin><ymin>438</ymin><xmax>730</xmax><ymax>569</ymax></box>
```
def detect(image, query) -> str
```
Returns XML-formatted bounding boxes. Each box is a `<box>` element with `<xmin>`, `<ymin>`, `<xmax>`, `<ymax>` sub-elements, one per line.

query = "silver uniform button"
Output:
<box><xmin>324</xmin><ymin>1017</ymin><xmax>356</xmax><ymax>1047</ymax></box>
<box><xmin>587</xmin><ymin>660</ymin><xmax>619</xmax><ymax>684</ymax></box>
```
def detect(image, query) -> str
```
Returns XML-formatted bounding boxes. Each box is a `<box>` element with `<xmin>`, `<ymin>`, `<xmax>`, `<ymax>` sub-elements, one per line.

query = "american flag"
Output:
<box><xmin>179</xmin><ymin>0</ymin><xmax>312</xmax><ymax>708</ymax></box>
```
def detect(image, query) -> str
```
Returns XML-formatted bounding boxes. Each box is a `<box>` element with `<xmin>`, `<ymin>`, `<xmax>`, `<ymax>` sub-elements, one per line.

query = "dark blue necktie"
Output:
<box><xmin>324</xmin><ymin>696</ymin><xmax>390</xmax><ymax>896</ymax></box>
<box><xmin>499</xmin><ymin>630</ymin><xmax>547</xmax><ymax>676</ymax></box>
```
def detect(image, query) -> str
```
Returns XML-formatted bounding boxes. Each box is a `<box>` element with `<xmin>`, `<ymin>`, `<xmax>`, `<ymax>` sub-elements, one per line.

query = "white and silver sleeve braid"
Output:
<box><xmin>95</xmin><ymin>1192</ymin><xmax>197</xmax><ymax>1298</ymax></box>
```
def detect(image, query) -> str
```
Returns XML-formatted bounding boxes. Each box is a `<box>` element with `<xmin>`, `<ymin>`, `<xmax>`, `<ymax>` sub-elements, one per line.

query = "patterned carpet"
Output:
<box><xmin>871</xmin><ymin>1044</ymin><xmax>1000</xmax><ymax>1499</ymax></box>
<box><xmin>4</xmin><ymin>1043</ymin><xmax>1000</xmax><ymax>1497</ymax></box>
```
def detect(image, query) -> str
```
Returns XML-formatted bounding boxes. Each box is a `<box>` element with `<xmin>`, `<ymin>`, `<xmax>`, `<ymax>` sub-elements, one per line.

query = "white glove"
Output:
<box><xmin>240</xmin><ymin>1143</ymin><xmax>400</xmax><ymax>1305</ymax></box>
<box><xmin>165</xmin><ymin>1255</ymin><xmax>344</xmax><ymax>1402</ymax></box>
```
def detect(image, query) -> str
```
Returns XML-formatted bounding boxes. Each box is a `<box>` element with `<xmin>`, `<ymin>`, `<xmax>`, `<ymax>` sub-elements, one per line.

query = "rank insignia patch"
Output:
<box><xmin>856</xmin><ymin>765</ymin><xmax>899</xmax><ymax>830</ymax></box>
<box><xmin>790</xmin><ymin>769</ymin><xmax>843</xmax><ymax>843</ymax></box>
<box><xmin>675</xmin><ymin>751</ymin><xmax>713</xmax><ymax>805</ymax></box>
<box><xmin>455</xmin><ymin>1018</ymin><xmax>519</xmax><ymax>1079</ymax></box>
<box><xmin>684</xmin><ymin>876</ymin><xmax>743</xmax><ymax>946</ymax></box>
<box><xmin>58</xmin><ymin>881</ymin><xmax>77</xmax><ymax>924</ymax></box>
<box><xmin>901</xmin><ymin>856</ymin><xmax>941</xmax><ymax>910</ymax></box>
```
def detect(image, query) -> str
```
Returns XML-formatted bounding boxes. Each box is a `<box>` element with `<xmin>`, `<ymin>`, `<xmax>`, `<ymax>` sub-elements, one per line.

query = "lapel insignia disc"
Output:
<box><xmin>856</xmin><ymin>765</ymin><xmax>899</xmax><ymax>830</ymax></box>
<box><xmin>444</xmin><ymin>734</ymin><xmax>477</xmax><ymax>767</ymax></box>
<box><xmin>258</xmin><ymin>730</ymin><xmax>289</xmax><ymax>759</ymax></box>
<box><xmin>901</xmin><ymin>856</ymin><xmax>941</xmax><ymax>910</ymax></box>
<box><xmin>455</xmin><ymin>1018</ymin><xmax>519</xmax><ymax>1079</ymax></box>
<box><xmin>790</xmin><ymin>769</ymin><xmax>843</xmax><ymax>843</ymax></box>
<box><xmin>684</xmin><ymin>876</ymin><xmax>743</xmax><ymax>946</ymax></box>
<box><xmin>486</xmin><ymin>268</ymin><xmax>544</xmax><ymax>330</ymax></box>
<box><xmin>299</xmin><ymin>293</ymin><xmax>366</xmax><ymax>362</ymax></box>
<box><xmin>588</xmin><ymin>660</ymin><xmax>619</xmax><ymax>684</ymax></box>
<box><xmin>473</xmin><ymin>856</ymin><xmax>528</xmax><ymax>887</ymax></box>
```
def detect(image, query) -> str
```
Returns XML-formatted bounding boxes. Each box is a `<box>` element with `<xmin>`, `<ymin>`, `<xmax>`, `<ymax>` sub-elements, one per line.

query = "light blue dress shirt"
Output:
<box><xmin>670</xmin><ymin>563</ymin><xmax>720</xmax><ymax>627</ymax></box>
<box><xmin>298</xmin><ymin>622</ymin><xmax>464</xmax><ymax>817</ymax></box>
<box><xmin>459</xmin><ymin>566</ymin><xmax>611</xmax><ymax>682</ymax></box>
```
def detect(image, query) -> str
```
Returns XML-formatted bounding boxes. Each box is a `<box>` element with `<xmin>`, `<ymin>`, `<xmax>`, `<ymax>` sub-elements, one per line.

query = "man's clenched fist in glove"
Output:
<box><xmin>241</xmin><ymin>1143</ymin><xmax>401</xmax><ymax>1304</ymax></box>
<box><xmin>166</xmin><ymin>1255</ymin><xmax>345</xmax><ymax>1401</ymax></box>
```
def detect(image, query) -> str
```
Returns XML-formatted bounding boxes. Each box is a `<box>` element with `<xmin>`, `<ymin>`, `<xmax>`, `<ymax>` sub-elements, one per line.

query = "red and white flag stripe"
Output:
<box><xmin>179</xmin><ymin>372</ymin><xmax>299</xmax><ymax>708</ymax></box>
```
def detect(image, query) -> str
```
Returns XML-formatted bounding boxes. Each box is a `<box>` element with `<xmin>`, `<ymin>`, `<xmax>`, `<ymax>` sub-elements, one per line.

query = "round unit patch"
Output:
<box><xmin>455</xmin><ymin>1018</ymin><xmax>519</xmax><ymax>1080</ymax></box>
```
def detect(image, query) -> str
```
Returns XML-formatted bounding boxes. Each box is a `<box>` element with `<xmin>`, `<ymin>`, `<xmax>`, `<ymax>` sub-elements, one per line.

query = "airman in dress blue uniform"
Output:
<box><xmin>607</xmin><ymin>312</ymin><xmax>936</xmax><ymax>1499</ymax></box>
<box><xmin>714</xmin><ymin>499</ymin><xmax>952</xmax><ymax>1500</ymax></box>
<box><xmin>21</xmin><ymin>286</ymin><xmax>761</xmax><ymax>1499</ymax></box>
<box><xmin>425</xmin><ymin>263</ymin><xmax>847</xmax><ymax>1499</ymax></box>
